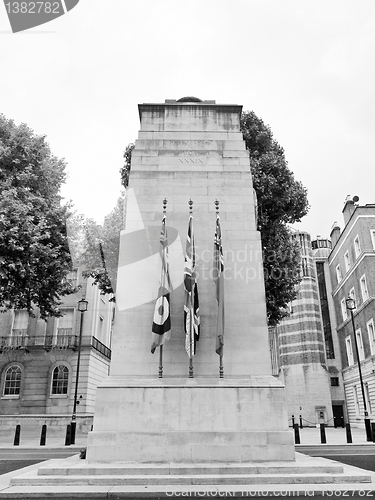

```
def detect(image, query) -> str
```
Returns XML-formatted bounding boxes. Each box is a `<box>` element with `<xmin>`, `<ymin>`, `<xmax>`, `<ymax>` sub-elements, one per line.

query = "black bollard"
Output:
<box><xmin>40</xmin><ymin>424</ymin><xmax>47</xmax><ymax>446</ymax></box>
<box><xmin>13</xmin><ymin>425</ymin><xmax>20</xmax><ymax>446</ymax></box>
<box><xmin>65</xmin><ymin>424</ymin><xmax>71</xmax><ymax>446</ymax></box>
<box><xmin>371</xmin><ymin>423</ymin><xmax>375</xmax><ymax>443</ymax></box>
<box><xmin>320</xmin><ymin>423</ymin><xmax>327</xmax><ymax>444</ymax></box>
<box><xmin>71</xmin><ymin>421</ymin><xmax>76</xmax><ymax>445</ymax></box>
<box><xmin>299</xmin><ymin>415</ymin><xmax>303</xmax><ymax>429</ymax></box>
<box><xmin>293</xmin><ymin>423</ymin><xmax>300</xmax><ymax>444</ymax></box>
<box><xmin>291</xmin><ymin>414</ymin><xmax>295</xmax><ymax>427</ymax></box>
<box><xmin>345</xmin><ymin>423</ymin><xmax>352</xmax><ymax>444</ymax></box>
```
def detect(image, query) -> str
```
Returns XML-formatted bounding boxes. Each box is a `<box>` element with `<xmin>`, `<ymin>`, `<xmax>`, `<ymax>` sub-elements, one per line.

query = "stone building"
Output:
<box><xmin>327</xmin><ymin>197</ymin><xmax>375</xmax><ymax>431</ymax></box>
<box><xmin>275</xmin><ymin>231</ymin><xmax>336</xmax><ymax>427</ymax></box>
<box><xmin>0</xmin><ymin>266</ymin><xmax>114</xmax><ymax>441</ymax></box>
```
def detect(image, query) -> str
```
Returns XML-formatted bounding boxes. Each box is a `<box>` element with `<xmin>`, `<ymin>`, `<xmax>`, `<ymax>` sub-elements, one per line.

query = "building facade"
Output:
<box><xmin>275</xmin><ymin>231</ymin><xmax>336</xmax><ymax>427</ymax></box>
<box><xmin>0</xmin><ymin>267</ymin><xmax>114</xmax><ymax>441</ymax></box>
<box><xmin>328</xmin><ymin>198</ymin><xmax>375</xmax><ymax>430</ymax></box>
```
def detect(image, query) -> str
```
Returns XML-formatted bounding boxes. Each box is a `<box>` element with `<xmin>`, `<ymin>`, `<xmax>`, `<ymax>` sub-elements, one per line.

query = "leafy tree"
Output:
<box><xmin>0</xmin><ymin>114</ymin><xmax>74</xmax><ymax>318</ymax></box>
<box><xmin>120</xmin><ymin>143</ymin><xmax>134</xmax><ymax>189</ymax></box>
<box><xmin>67</xmin><ymin>194</ymin><xmax>125</xmax><ymax>300</ymax></box>
<box><xmin>240</xmin><ymin>111</ymin><xmax>309</xmax><ymax>325</ymax></box>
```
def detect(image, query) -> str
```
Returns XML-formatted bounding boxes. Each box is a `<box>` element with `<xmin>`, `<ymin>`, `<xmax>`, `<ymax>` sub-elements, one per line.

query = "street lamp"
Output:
<box><xmin>346</xmin><ymin>297</ymin><xmax>372</xmax><ymax>441</ymax></box>
<box><xmin>71</xmin><ymin>298</ymin><xmax>88</xmax><ymax>445</ymax></box>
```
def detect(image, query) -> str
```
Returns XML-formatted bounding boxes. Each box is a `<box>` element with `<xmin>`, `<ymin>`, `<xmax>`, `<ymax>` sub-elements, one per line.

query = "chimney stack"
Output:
<box><xmin>330</xmin><ymin>222</ymin><xmax>341</xmax><ymax>248</ymax></box>
<box><xmin>342</xmin><ymin>195</ymin><xmax>357</xmax><ymax>226</ymax></box>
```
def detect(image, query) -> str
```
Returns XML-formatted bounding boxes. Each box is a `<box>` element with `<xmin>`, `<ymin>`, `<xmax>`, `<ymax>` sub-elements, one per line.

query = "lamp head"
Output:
<box><xmin>346</xmin><ymin>297</ymin><xmax>356</xmax><ymax>311</ymax></box>
<box><xmin>78</xmin><ymin>299</ymin><xmax>88</xmax><ymax>312</ymax></box>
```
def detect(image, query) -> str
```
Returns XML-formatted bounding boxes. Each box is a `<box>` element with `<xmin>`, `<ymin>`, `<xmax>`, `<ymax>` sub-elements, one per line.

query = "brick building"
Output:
<box><xmin>0</xmin><ymin>267</ymin><xmax>114</xmax><ymax>441</ymax></box>
<box><xmin>328</xmin><ymin>197</ymin><xmax>375</xmax><ymax>431</ymax></box>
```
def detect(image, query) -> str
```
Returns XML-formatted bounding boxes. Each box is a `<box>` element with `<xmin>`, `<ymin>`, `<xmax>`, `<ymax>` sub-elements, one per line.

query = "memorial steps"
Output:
<box><xmin>7</xmin><ymin>454</ymin><xmax>373</xmax><ymax>493</ymax></box>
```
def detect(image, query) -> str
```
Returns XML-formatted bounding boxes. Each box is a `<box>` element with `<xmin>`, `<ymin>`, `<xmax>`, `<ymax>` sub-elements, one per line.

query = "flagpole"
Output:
<box><xmin>159</xmin><ymin>345</ymin><xmax>163</xmax><ymax>378</ymax></box>
<box><xmin>158</xmin><ymin>198</ymin><xmax>168</xmax><ymax>378</ymax></box>
<box><xmin>188</xmin><ymin>199</ymin><xmax>194</xmax><ymax>379</ymax></box>
<box><xmin>215</xmin><ymin>200</ymin><xmax>224</xmax><ymax>379</ymax></box>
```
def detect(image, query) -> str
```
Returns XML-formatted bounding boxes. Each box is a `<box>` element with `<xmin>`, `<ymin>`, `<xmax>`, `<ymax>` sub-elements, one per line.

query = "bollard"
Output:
<box><xmin>40</xmin><ymin>424</ymin><xmax>47</xmax><ymax>446</ymax></box>
<box><xmin>13</xmin><ymin>425</ymin><xmax>21</xmax><ymax>446</ymax></box>
<box><xmin>371</xmin><ymin>423</ymin><xmax>375</xmax><ymax>443</ymax></box>
<box><xmin>291</xmin><ymin>414</ymin><xmax>295</xmax><ymax>427</ymax></box>
<box><xmin>345</xmin><ymin>423</ymin><xmax>352</xmax><ymax>444</ymax></box>
<box><xmin>293</xmin><ymin>423</ymin><xmax>300</xmax><ymax>444</ymax></box>
<box><xmin>65</xmin><ymin>424</ymin><xmax>71</xmax><ymax>446</ymax></box>
<box><xmin>71</xmin><ymin>421</ymin><xmax>76</xmax><ymax>445</ymax></box>
<box><xmin>299</xmin><ymin>415</ymin><xmax>303</xmax><ymax>429</ymax></box>
<box><xmin>320</xmin><ymin>423</ymin><xmax>327</xmax><ymax>444</ymax></box>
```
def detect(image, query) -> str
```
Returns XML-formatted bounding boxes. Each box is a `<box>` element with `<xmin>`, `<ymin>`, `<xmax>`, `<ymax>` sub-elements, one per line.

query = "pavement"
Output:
<box><xmin>0</xmin><ymin>427</ymin><xmax>374</xmax><ymax>499</ymax></box>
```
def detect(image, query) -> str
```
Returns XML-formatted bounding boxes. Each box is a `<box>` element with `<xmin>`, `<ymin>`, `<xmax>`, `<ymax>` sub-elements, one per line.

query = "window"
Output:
<box><xmin>66</xmin><ymin>269</ymin><xmax>78</xmax><ymax>287</ymax></box>
<box><xmin>360</xmin><ymin>275</ymin><xmax>369</xmax><ymax>302</ymax></box>
<box><xmin>371</xmin><ymin>230</ymin><xmax>375</xmax><ymax>251</ymax></box>
<box><xmin>51</xmin><ymin>365</ymin><xmax>69</xmax><ymax>395</ymax></box>
<box><xmin>354</xmin><ymin>235</ymin><xmax>361</xmax><ymax>259</ymax></box>
<box><xmin>12</xmin><ymin>310</ymin><xmax>28</xmax><ymax>335</ymax></box>
<box><xmin>344</xmin><ymin>251</ymin><xmax>351</xmax><ymax>272</ymax></box>
<box><xmin>367</xmin><ymin>319</ymin><xmax>375</xmax><ymax>356</ymax></box>
<box><xmin>355</xmin><ymin>329</ymin><xmax>365</xmax><ymax>361</ymax></box>
<box><xmin>56</xmin><ymin>309</ymin><xmax>74</xmax><ymax>346</ymax></box>
<box><xmin>341</xmin><ymin>298</ymin><xmax>348</xmax><ymax>321</ymax></box>
<box><xmin>346</xmin><ymin>336</ymin><xmax>354</xmax><ymax>366</ymax></box>
<box><xmin>349</xmin><ymin>287</ymin><xmax>357</xmax><ymax>309</ymax></box>
<box><xmin>330</xmin><ymin>377</ymin><xmax>339</xmax><ymax>387</ymax></box>
<box><xmin>3</xmin><ymin>365</ymin><xmax>21</xmax><ymax>396</ymax></box>
<box><xmin>336</xmin><ymin>264</ymin><xmax>342</xmax><ymax>284</ymax></box>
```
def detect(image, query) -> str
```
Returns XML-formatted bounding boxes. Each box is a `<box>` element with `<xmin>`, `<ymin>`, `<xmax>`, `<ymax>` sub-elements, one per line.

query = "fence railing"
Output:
<box><xmin>0</xmin><ymin>334</ymin><xmax>111</xmax><ymax>359</ymax></box>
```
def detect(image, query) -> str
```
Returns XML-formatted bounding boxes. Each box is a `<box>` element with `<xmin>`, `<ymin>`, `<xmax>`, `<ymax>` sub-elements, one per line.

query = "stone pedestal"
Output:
<box><xmin>87</xmin><ymin>98</ymin><xmax>294</xmax><ymax>463</ymax></box>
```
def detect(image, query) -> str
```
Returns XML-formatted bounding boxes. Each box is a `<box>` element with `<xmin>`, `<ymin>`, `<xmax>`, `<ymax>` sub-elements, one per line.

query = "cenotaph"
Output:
<box><xmin>86</xmin><ymin>97</ymin><xmax>294</xmax><ymax>463</ymax></box>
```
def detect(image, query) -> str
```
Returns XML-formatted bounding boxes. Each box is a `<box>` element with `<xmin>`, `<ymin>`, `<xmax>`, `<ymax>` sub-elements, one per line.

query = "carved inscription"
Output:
<box><xmin>178</xmin><ymin>158</ymin><xmax>204</xmax><ymax>164</ymax></box>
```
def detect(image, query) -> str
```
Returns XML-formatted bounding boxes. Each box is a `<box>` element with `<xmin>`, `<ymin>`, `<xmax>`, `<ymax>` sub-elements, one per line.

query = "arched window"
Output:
<box><xmin>3</xmin><ymin>365</ymin><xmax>22</xmax><ymax>396</ymax></box>
<box><xmin>51</xmin><ymin>365</ymin><xmax>69</xmax><ymax>395</ymax></box>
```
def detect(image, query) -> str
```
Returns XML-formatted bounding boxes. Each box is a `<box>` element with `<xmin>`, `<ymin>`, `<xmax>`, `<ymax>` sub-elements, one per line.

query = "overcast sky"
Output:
<box><xmin>1</xmin><ymin>0</ymin><xmax>374</xmax><ymax>239</ymax></box>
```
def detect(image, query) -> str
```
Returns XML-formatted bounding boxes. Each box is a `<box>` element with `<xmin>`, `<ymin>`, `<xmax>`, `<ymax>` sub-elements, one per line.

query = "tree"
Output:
<box><xmin>0</xmin><ymin>114</ymin><xmax>74</xmax><ymax>318</ymax></box>
<box><xmin>120</xmin><ymin>143</ymin><xmax>134</xmax><ymax>189</ymax></box>
<box><xmin>67</xmin><ymin>194</ymin><xmax>125</xmax><ymax>300</ymax></box>
<box><xmin>240</xmin><ymin>111</ymin><xmax>309</xmax><ymax>325</ymax></box>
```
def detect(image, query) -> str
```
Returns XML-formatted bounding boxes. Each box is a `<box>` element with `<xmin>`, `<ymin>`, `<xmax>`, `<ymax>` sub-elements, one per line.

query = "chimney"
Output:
<box><xmin>330</xmin><ymin>222</ymin><xmax>341</xmax><ymax>248</ymax></box>
<box><xmin>342</xmin><ymin>195</ymin><xmax>356</xmax><ymax>225</ymax></box>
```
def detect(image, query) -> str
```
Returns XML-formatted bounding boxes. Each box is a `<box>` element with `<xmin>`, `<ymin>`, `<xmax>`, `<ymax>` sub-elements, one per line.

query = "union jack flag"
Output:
<box><xmin>184</xmin><ymin>214</ymin><xmax>200</xmax><ymax>357</ymax></box>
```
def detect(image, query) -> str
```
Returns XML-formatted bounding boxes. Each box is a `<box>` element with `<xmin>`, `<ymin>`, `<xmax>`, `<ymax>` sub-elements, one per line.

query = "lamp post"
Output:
<box><xmin>71</xmin><ymin>298</ymin><xmax>88</xmax><ymax>445</ymax></box>
<box><xmin>346</xmin><ymin>297</ymin><xmax>372</xmax><ymax>442</ymax></box>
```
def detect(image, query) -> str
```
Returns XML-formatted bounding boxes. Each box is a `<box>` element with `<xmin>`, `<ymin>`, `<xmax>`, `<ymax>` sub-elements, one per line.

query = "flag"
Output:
<box><xmin>184</xmin><ymin>215</ymin><xmax>200</xmax><ymax>357</ymax></box>
<box><xmin>213</xmin><ymin>216</ymin><xmax>224</xmax><ymax>356</ymax></box>
<box><xmin>151</xmin><ymin>215</ymin><xmax>172</xmax><ymax>354</ymax></box>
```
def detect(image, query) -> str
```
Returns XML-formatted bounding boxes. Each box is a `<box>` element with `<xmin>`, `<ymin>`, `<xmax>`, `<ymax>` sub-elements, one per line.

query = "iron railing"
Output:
<box><xmin>0</xmin><ymin>333</ymin><xmax>111</xmax><ymax>359</ymax></box>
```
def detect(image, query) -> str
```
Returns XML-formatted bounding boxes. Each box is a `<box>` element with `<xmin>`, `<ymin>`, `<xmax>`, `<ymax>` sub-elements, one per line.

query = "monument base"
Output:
<box><xmin>86</xmin><ymin>377</ymin><xmax>295</xmax><ymax>463</ymax></box>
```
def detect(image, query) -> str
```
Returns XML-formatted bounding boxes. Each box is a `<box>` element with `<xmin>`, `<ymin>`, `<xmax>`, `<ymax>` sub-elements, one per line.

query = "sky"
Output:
<box><xmin>1</xmin><ymin>0</ymin><xmax>374</xmax><ymax>239</ymax></box>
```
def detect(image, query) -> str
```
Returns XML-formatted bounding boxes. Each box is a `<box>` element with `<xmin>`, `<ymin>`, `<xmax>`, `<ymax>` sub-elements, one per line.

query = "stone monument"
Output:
<box><xmin>86</xmin><ymin>97</ymin><xmax>294</xmax><ymax>462</ymax></box>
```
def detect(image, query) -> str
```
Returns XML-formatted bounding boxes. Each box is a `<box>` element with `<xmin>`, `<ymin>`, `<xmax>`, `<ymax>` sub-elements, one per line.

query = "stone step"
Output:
<box><xmin>37</xmin><ymin>463</ymin><xmax>345</xmax><ymax>476</ymax></box>
<box><xmin>11</xmin><ymin>473</ymin><xmax>372</xmax><ymax>487</ymax></box>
